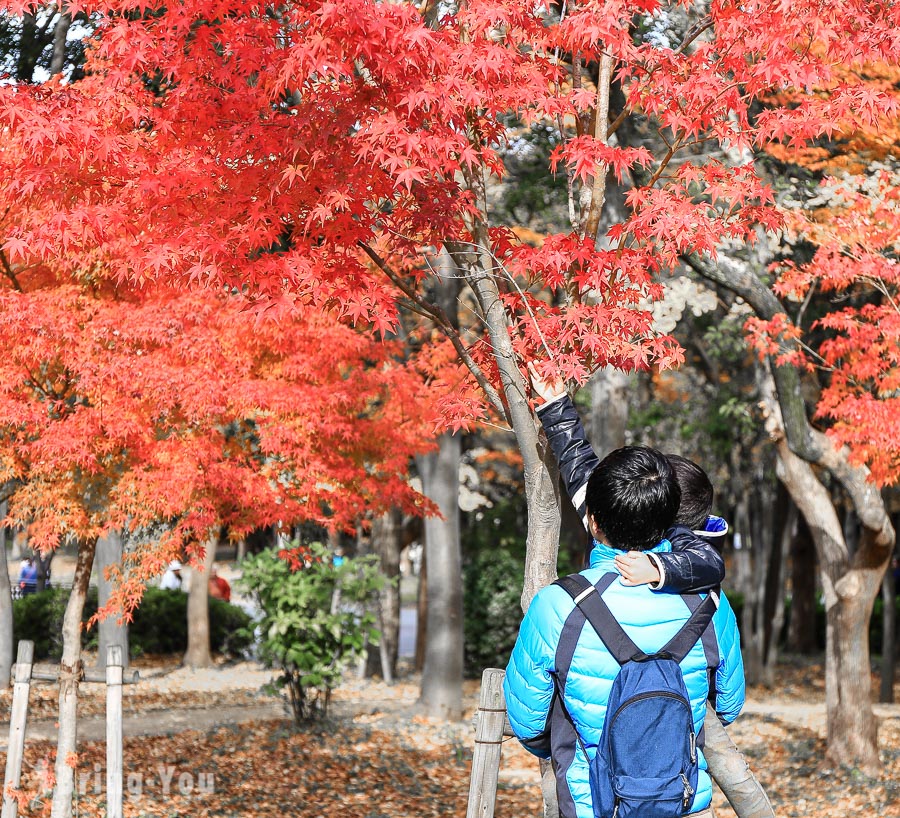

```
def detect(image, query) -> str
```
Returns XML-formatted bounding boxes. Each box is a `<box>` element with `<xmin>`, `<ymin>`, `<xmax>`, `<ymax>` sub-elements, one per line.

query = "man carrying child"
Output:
<box><xmin>503</xmin><ymin>369</ymin><xmax>772</xmax><ymax>818</ymax></box>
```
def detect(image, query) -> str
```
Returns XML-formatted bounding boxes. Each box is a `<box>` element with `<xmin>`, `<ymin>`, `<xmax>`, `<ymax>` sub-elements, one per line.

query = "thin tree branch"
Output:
<box><xmin>582</xmin><ymin>53</ymin><xmax>615</xmax><ymax>242</ymax></box>
<box><xmin>676</xmin><ymin>14</ymin><xmax>713</xmax><ymax>55</ymax></box>
<box><xmin>0</xmin><ymin>248</ymin><xmax>23</xmax><ymax>292</ymax></box>
<box><xmin>357</xmin><ymin>241</ymin><xmax>507</xmax><ymax>417</ymax></box>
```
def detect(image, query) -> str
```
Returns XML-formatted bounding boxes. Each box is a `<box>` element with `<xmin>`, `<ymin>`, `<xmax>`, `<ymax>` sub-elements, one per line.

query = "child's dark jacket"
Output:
<box><xmin>537</xmin><ymin>395</ymin><xmax>725</xmax><ymax>592</ymax></box>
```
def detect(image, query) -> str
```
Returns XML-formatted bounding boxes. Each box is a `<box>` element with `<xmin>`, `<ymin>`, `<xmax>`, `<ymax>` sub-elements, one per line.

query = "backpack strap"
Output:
<box><xmin>553</xmin><ymin>572</ymin><xmax>642</xmax><ymax>666</ymax></box>
<box><xmin>555</xmin><ymin>572</ymin><xmax>720</xmax><ymax>667</ymax></box>
<box><xmin>660</xmin><ymin>590</ymin><xmax>719</xmax><ymax>663</ymax></box>
<box><xmin>683</xmin><ymin>589</ymin><xmax>720</xmax><ymax>669</ymax></box>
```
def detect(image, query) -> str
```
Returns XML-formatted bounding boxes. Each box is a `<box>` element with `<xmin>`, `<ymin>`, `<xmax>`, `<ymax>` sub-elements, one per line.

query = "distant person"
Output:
<box><xmin>159</xmin><ymin>560</ymin><xmax>184</xmax><ymax>591</ymax></box>
<box><xmin>17</xmin><ymin>556</ymin><xmax>37</xmax><ymax>595</ymax></box>
<box><xmin>208</xmin><ymin>564</ymin><xmax>231</xmax><ymax>602</ymax></box>
<box><xmin>332</xmin><ymin>546</ymin><xmax>345</xmax><ymax>568</ymax></box>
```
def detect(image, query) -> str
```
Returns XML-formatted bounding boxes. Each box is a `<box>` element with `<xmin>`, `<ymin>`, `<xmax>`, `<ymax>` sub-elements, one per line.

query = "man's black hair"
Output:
<box><xmin>585</xmin><ymin>446</ymin><xmax>681</xmax><ymax>551</ymax></box>
<box><xmin>667</xmin><ymin>454</ymin><xmax>714</xmax><ymax>531</ymax></box>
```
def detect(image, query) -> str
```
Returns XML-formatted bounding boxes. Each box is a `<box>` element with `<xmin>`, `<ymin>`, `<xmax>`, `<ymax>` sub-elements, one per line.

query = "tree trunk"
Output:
<box><xmin>414</xmin><ymin>545</ymin><xmax>427</xmax><ymax>673</ymax></box>
<box><xmin>184</xmin><ymin>534</ymin><xmax>217</xmax><ymax>669</ymax></box>
<box><xmin>732</xmin><ymin>497</ymin><xmax>761</xmax><ymax>682</ymax></box>
<box><xmin>370</xmin><ymin>508</ymin><xmax>402</xmax><ymax>682</ymax></box>
<box><xmin>827</xmin><ymin>583</ymin><xmax>882</xmax><ymax>771</ymax></box>
<box><xmin>758</xmin><ymin>483</ymin><xmax>789</xmax><ymax>684</ymax></box>
<box><xmin>787</xmin><ymin>514</ymin><xmax>818</xmax><ymax>654</ymax></box>
<box><xmin>416</xmin><ymin>433</ymin><xmax>463</xmax><ymax>720</ymax></box>
<box><xmin>49</xmin><ymin>8</ymin><xmax>71</xmax><ymax>76</ymax></box>
<box><xmin>456</xmin><ymin>167</ymin><xmax>562</xmax><ymax>613</ymax></box>
<box><xmin>775</xmin><ymin>439</ymin><xmax>883</xmax><ymax>775</ymax></box>
<box><xmin>94</xmin><ymin>530</ymin><xmax>128</xmax><ymax>671</ymax></box>
<box><xmin>690</xmin><ymin>252</ymin><xmax>895</xmax><ymax>773</ymax></box>
<box><xmin>50</xmin><ymin>537</ymin><xmax>97</xmax><ymax>818</ymax></box>
<box><xmin>0</xmin><ymin>503</ymin><xmax>12</xmax><ymax>687</ymax></box>
<box><xmin>587</xmin><ymin>366</ymin><xmax>632</xmax><ymax>456</ymax></box>
<box><xmin>35</xmin><ymin>551</ymin><xmax>52</xmax><ymax>592</ymax></box>
<box><xmin>880</xmin><ymin>564</ymin><xmax>895</xmax><ymax>703</ymax></box>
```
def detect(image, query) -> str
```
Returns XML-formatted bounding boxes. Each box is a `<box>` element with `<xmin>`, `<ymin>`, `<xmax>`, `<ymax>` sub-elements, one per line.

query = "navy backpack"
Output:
<box><xmin>553</xmin><ymin>572</ymin><xmax>718</xmax><ymax>818</ymax></box>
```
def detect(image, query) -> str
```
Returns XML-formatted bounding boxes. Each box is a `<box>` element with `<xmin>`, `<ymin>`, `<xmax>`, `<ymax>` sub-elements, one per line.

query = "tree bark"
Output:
<box><xmin>50</xmin><ymin>537</ymin><xmax>97</xmax><ymax>818</ymax></box>
<box><xmin>787</xmin><ymin>514</ymin><xmax>818</xmax><ymax>654</ymax></box>
<box><xmin>587</xmin><ymin>366</ymin><xmax>632</xmax><ymax>456</ymax></box>
<box><xmin>94</xmin><ymin>530</ymin><xmax>128</xmax><ymax>671</ymax></box>
<box><xmin>416</xmin><ymin>433</ymin><xmax>463</xmax><ymax>720</ymax></box>
<box><xmin>184</xmin><ymin>534</ymin><xmax>217</xmax><ymax>669</ymax></box>
<box><xmin>774</xmin><ymin>435</ymin><xmax>882</xmax><ymax>774</ymax></box>
<box><xmin>0</xmin><ymin>502</ymin><xmax>12</xmax><ymax>688</ymax></box>
<box><xmin>414</xmin><ymin>545</ymin><xmax>427</xmax><ymax>673</ymax></box>
<box><xmin>49</xmin><ymin>8</ymin><xmax>71</xmax><ymax>76</ymax></box>
<box><xmin>881</xmin><ymin>564</ymin><xmax>896</xmax><ymax>703</ymax></box>
<box><xmin>370</xmin><ymin>508</ymin><xmax>402</xmax><ymax>682</ymax></box>
<box><xmin>761</xmin><ymin>488</ymin><xmax>789</xmax><ymax>683</ymax></box>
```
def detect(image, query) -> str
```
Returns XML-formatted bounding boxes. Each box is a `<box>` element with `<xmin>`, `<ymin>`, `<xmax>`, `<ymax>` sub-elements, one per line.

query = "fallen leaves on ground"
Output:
<box><xmin>0</xmin><ymin>657</ymin><xmax>897</xmax><ymax>817</ymax></box>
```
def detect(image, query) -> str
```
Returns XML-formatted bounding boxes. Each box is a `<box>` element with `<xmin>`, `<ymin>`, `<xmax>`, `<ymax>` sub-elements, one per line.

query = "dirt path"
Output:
<box><xmin>5</xmin><ymin>661</ymin><xmax>897</xmax><ymax>751</ymax></box>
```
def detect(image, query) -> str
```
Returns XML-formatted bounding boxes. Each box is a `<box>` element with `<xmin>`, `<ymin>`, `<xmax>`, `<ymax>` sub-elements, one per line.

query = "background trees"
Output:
<box><xmin>1</xmin><ymin>0</ymin><xmax>900</xmax><ymax>780</ymax></box>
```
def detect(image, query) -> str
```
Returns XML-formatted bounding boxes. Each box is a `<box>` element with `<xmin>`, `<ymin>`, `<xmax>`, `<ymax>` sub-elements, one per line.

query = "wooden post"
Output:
<box><xmin>465</xmin><ymin>668</ymin><xmax>507</xmax><ymax>818</ymax></box>
<box><xmin>105</xmin><ymin>645</ymin><xmax>123</xmax><ymax>818</ymax></box>
<box><xmin>2</xmin><ymin>641</ymin><xmax>34</xmax><ymax>818</ymax></box>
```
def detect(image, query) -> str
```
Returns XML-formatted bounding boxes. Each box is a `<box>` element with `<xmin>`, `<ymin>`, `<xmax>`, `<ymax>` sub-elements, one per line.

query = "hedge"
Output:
<box><xmin>12</xmin><ymin>586</ymin><xmax>253</xmax><ymax>661</ymax></box>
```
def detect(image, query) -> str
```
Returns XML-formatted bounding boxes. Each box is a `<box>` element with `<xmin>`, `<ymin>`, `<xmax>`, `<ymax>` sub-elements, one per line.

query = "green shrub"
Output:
<box><xmin>463</xmin><ymin>548</ymin><xmax>523</xmax><ymax>677</ymax></box>
<box><xmin>238</xmin><ymin>542</ymin><xmax>385</xmax><ymax>722</ymax></box>
<box><xmin>13</xmin><ymin>588</ymin><xmax>94</xmax><ymax>660</ymax></box>
<box><xmin>13</xmin><ymin>585</ymin><xmax>252</xmax><ymax>660</ymax></box>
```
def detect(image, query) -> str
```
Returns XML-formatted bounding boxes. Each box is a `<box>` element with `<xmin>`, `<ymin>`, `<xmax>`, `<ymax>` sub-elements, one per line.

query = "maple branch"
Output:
<box><xmin>0</xmin><ymin>248</ymin><xmax>23</xmax><ymax>292</ymax></box>
<box><xmin>445</xmin><ymin>238</ymin><xmax>556</xmax><ymax>361</ymax></box>
<box><xmin>864</xmin><ymin>274</ymin><xmax>900</xmax><ymax>318</ymax></box>
<box><xmin>647</xmin><ymin>135</ymin><xmax>683</xmax><ymax>189</ymax></box>
<box><xmin>795</xmin><ymin>279</ymin><xmax>817</xmax><ymax>329</ymax></box>
<box><xmin>357</xmin><ymin>241</ymin><xmax>507</xmax><ymax>417</ymax></box>
<box><xmin>607</xmin><ymin>15</ymin><xmax>711</xmax><ymax>141</ymax></box>
<box><xmin>676</xmin><ymin>14</ymin><xmax>713</xmax><ymax>56</ymax></box>
<box><xmin>606</xmin><ymin>107</ymin><xmax>628</xmax><ymax>141</ymax></box>
<box><xmin>581</xmin><ymin>52</ymin><xmax>615</xmax><ymax>242</ymax></box>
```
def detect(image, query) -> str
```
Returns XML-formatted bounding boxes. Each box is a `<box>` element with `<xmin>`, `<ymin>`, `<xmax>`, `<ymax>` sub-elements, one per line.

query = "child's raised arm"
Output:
<box><xmin>530</xmin><ymin>366</ymin><xmax>598</xmax><ymax>532</ymax></box>
<box><xmin>531</xmin><ymin>364</ymin><xmax>725</xmax><ymax>593</ymax></box>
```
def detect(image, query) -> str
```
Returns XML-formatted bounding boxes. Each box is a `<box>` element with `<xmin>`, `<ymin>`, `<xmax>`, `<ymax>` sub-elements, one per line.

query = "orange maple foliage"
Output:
<box><xmin>3</xmin><ymin>1</ymin><xmax>900</xmax><ymax>468</ymax></box>
<box><xmin>0</xmin><ymin>260</ymin><xmax>442</xmax><ymax>603</ymax></box>
<box><xmin>749</xmin><ymin>54</ymin><xmax>900</xmax><ymax>484</ymax></box>
<box><xmin>747</xmin><ymin>173</ymin><xmax>900</xmax><ymax>485</ymax></box>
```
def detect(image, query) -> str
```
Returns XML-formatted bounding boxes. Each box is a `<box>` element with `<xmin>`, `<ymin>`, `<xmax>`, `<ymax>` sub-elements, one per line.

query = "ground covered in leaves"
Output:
<box><xmin>1</xmin><ymin>657</ymin><xmax>898</xmax><ymax>817</ymax></box>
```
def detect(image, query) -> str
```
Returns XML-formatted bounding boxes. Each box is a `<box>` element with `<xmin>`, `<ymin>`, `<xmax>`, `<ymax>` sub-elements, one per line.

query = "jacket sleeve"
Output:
<box><xmin>711</xmin><ymin>591</ymin><xmax>745</xmax><ymax>724</ymax></box>
<box><xmin>649</xmin><ymin>526</ymin><xmax>726</xmax><ymax>594</ymax></box>
<box><xmin>503</xmin><ymin>586</ymin><xmax>566</xmax><ymax>758</ymax></box>
<box><xmin>536</xmin><ymin>396</ymin><xmax>599</xmax><ymax>530</ymax></box>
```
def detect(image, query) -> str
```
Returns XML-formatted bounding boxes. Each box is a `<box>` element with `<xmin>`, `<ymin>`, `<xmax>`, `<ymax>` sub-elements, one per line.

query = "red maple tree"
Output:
<box><xmin>0</xmin><ymin>242</ymin><xmax>443</xmax><ymax>814</ymax></box>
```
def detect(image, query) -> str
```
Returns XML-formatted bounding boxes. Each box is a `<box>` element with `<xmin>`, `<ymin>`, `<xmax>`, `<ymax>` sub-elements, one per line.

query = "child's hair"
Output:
<box><xmin>666</xmin><ymin>454</ymin><xmax>714</xmax><ymax>531</ymax></box>
<box><xmin>585</xmin><ymin>446</ymin><xmax>681</xmax><ymax>551</ymax></box>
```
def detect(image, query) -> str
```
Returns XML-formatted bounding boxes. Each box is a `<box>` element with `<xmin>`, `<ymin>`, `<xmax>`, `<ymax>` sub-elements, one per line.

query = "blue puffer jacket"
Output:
<box><xmin>504</xmin><ymin>539</ymin><xmax>745</xmax><ymax>818</ymax></box>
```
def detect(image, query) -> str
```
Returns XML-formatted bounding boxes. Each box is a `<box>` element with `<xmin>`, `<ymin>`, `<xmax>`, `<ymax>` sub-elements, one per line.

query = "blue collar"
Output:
<box><xmin>588</xmin><ymin>537</ymin><xmax>672</xmax><ymax>569</ymax></box>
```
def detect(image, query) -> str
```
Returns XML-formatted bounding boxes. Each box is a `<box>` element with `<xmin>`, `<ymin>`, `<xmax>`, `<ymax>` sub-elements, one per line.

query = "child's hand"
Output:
<box><xmin>615</xmin><ymin>551</ymin><xmax>661</xmax><ymax>586</ymax></box>
<box><xmin>526</xmin><ymin>361</ymin><xmax>566</xmax><ymax>405</ymax></box>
